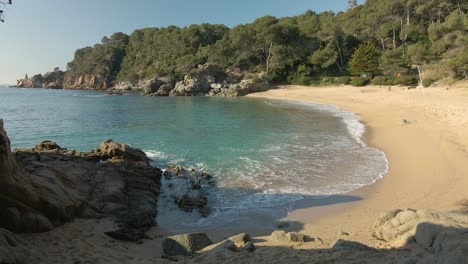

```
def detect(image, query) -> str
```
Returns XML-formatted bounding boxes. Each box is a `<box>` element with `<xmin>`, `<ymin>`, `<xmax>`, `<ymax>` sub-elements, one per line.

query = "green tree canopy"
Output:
<box><xmin>348</xmin><ymin>42</ymin><xmax>381</xmax><ymax>75</ymax></box>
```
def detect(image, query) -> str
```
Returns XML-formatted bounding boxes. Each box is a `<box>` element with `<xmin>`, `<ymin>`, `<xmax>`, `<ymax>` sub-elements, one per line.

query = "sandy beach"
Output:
<box><xmin>248</xmin><ymin>83</ymin><xmax>468</xmax><ymax>246</ymax></box>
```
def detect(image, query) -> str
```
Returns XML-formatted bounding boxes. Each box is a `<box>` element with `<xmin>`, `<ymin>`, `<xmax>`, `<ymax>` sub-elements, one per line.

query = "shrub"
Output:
<box><xmin>393</xmin><ymin>76</ymin><xmax>418</xmax><ymax>86</ymax></box>
<box><xmin>333</xmin><ymin>76</ymin><xmax>351</xmax><ymax>85</ymax></box>
<box><xmin>321</xmin><ymin>77</ymin><xmax>334</xmax><ymax>85</ymax></box>
<box><xmin>289</xmin><ymin>75</ymin><xmax>312</xmax><ymax>85</ymax></box>
<box><xmin>422</xmin><ymin>78</ymin><xmax>436</xmax><ymax>87</ymax></box>
<box><xmin>371</xmin><ymin>76</ymin><xmax>396</xmax><ymax>85</ymax></box>
<box><xmin>350</xmin><ymin>77</ymin><xmax>369</xmax><ymax>86</ymax></box>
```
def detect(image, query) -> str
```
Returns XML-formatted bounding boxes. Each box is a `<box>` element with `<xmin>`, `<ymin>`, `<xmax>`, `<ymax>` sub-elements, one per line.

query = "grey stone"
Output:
<box><xmin>163</xmin><ymin>233</ymin><xmax>212</xmax><ymax>256</ymax></box>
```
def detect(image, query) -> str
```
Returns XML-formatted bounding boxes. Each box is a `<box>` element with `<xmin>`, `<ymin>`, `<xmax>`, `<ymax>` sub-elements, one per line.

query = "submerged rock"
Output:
<box><xmin>164</xmin><ymin>165</ymin><xmax>214</xmax><ymax>217</ymax></box>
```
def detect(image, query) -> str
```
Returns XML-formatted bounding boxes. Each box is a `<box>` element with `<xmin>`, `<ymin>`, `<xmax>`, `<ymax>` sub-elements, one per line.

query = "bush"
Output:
<box><xmin>422</xmin><ymin>78</ymin><xmax>436</xmax><ymax>87</ymax></box>
<box><xmin>333</xmin><ymin>76</ymin><xmax>351</xmax><ymax>85</ymax></box>
<box><xmin>289</xmin><ymin>75</ymin><xmax>312</xmax><ymax>85</ymax></box>
<box><xmin>320</xmin><ymin>77</ymin><xmax>334</xmax><ymax>84</ymax></box>
<box><xmin>393</xmin><ymin>76</ymin><xmax>418</xmax><ymax>86</ymax></box>
<box><xmin>371</xmin><ymin>76</ymin><xmax>396</xmax><ymax>85</ymax></box>
<box><xmin>350</xmin><ymin>77</ymin><xmax>369</xmax><ymax>86</ymax></box>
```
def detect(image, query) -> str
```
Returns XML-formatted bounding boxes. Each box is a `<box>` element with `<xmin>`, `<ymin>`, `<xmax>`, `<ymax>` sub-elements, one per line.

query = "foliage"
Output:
<box><xmin>392</xmin><ymin>76</ymin><xmax>419</xmax><ymax>86</ymax></box>
<box><xmin>422</xmin><ymin>78</ymin><xmax>436</xmax><ymax>87</ymax></box>
<box><xmin>348</xmin><ymin>42</ymin><xmax>380</xmax><ymax>76</ymax></box>
<box><xmin>333</xmin><ymin>76</ymin><xmax>351</xmax><ymax>85</ymax></box>
<box><xmin>350</xmin><ymin>77</ymin><xmax>369</xmax><ymax>86</ymax></box>
<box><xmin>371</xmin><ymin>76</ymin><xmax>396</xmax><ymax>85</ymax></box>
<box><xmin>60</xmin><ymin>0</ymin><xmax>468</xmax><ymax>85</ymax></box>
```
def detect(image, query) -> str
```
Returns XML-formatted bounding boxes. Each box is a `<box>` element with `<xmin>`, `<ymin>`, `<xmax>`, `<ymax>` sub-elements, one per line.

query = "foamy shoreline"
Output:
<box><xmin>247</xmin><ymin>83</ymin><xmax>468</xmax><ymax>246</ymax></box>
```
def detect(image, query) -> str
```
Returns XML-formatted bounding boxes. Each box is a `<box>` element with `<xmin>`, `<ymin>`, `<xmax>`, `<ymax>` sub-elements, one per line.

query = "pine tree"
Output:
<box><xmin>348</xmin><ymin>0</ymin><xmax>358</xmax><ymax>10</ymax></box>
<box><xmin>348</xmin><ymin>42</ymin><xmax>381</xmax><ymax>76</ymax></box>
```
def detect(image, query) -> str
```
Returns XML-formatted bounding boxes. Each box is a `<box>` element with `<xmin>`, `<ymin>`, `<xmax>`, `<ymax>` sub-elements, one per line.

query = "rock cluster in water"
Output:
<box><xmin>163</xmin><ymin>165</ymin><xmax>215</xmax><ymax>217</ymax></box>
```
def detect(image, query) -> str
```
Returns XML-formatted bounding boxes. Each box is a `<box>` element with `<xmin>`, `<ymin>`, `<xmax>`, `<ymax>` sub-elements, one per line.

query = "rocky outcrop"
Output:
<box><xmin>141</xmin><ymin>77</ymin><xmax>176</xmax><ymax>96</ymax></box>
<box><xmin>63</xmin><ymin>74</ymin><xmax>111</xmax><ymax>90</ymax></box>
<box><xmin>374</xmin><ymin>209</ymin><xmax>468</xmax><ymax>263</ymax></box>
<box><xmin>17</xmin><ymin>63</ymin><xmax>271</xmax><ymax>96</ymax></box>
<box><xmin>208</xmin><ymin>79</ymin><xmax>270</xmax><ymax>97</ymax></box>
<box><xmin>0</xmin><ymin>119</ymin><xmax>161</xmax><ymax>243</ymax></box>
<box><xmin>16</xmin><ymin>70</ymin><xmax>66</xmax><ymax>89</ymax></box>
<box><xmin>270</xmin><ymin>230</ymin><xmax>309</xmax><ymax>243</ymax></box>
<box><xmin>163</xmin><ymin>165</ymin><xmax>214</xmax><ymax>217</ymax></box>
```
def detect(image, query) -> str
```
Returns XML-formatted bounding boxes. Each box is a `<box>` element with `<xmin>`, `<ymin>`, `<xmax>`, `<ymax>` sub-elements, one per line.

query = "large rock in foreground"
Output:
<box><xmin>374</xmin><ymin>209</ymin><xmax>468</xmax><ymax>263</ymax></box>
<box><xmin>0</xmin><ymin>228</ymin><xmax>28</xmax><ymax>264</ymax></box>
<box><xmin>163</xmin><ymin>233</ymin><xmax>212</xmax><ymax>256</ymax></box>
<box><xmin>0</xmin><ymin>119</ymin><xmax>161</xmax><ymax>242</ymax></box>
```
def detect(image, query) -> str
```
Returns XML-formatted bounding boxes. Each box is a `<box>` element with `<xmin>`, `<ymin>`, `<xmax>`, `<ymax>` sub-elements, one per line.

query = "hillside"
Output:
<box><xmin>17</xmin><ymin>0</ymin><xmax>467</xmax><ymax>95</ymax></box>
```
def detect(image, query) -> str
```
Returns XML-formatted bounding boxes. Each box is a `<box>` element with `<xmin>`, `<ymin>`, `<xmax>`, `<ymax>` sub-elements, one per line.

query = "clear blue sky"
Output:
<box><xmin>0</xmin><ymin>0</ymin><xmax>364</xmax><ymax>84</ymax></box>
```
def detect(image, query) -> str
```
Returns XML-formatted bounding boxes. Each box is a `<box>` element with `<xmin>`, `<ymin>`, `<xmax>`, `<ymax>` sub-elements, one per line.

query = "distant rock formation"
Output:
<box><xmin>0</xmin><ymin>119</ymin><xmax>161</xmax><ymax>243</ymax></box>
<box><xmin>16</xmin><ymin>64</ymin><xmax>271</xmax><ymax>96</ymax></box>
<box><xmin>16</xmin><ymin>70</ymin><xmax>65</xmax><ymax>89</ymax></box>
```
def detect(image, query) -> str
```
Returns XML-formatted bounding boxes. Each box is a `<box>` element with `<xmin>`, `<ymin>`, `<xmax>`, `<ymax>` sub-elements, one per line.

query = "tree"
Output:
<box><xmin>349</xmin><ymin>42</ymin><xmax>381</xmax><ymax>75</ymax></box>
<box><xmin>348</xmin><ymin>0</ymin><xmax>358</xmax><ymax>10</ymax></box>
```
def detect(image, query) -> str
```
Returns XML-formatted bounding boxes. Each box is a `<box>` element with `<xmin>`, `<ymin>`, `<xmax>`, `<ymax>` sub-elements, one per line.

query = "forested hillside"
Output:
<box><xmin>20</xmin><ymin>0</ymin><xmax>467</xmax><ymax>90</ymax></box>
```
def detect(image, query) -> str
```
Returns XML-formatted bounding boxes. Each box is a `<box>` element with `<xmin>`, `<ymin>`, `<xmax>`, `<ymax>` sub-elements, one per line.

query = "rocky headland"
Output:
<box><xmin>16</xmin><ymin>64</ymin><xmax>271</xmax><ymax>97</ymax></box>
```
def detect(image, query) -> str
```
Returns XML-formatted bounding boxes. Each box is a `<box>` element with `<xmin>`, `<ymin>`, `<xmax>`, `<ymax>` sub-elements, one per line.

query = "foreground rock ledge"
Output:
<box><xmin>0</xmin><ymin>119</ymin><xmax>161</xmax><ymax>243</ymax></box>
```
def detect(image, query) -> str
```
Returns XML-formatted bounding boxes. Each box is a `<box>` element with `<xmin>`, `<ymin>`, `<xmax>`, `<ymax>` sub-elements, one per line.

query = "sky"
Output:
<box><xmin>0</xmin><ymin>0</ymin><xmax>364</xmax><ymax>84</ymax></box>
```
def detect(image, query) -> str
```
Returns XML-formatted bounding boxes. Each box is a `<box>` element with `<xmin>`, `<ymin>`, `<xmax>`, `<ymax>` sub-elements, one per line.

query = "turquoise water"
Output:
<box><xmin>0</xmin><ymin>87</ymin><xmax>388</xmax><ymax>230</ymax></box>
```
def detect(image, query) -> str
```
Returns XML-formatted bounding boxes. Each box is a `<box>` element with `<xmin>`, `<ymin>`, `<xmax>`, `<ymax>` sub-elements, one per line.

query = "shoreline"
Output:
<box><xmin>247</xmin><ymin>83</ymin><xmax>468</xmax><ymax>246</ymax></box>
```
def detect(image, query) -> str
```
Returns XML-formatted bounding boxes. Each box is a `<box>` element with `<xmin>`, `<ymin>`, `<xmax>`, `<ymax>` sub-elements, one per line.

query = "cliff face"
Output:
<box><xmin>0</xmin><ymin>119</ymin><xmax>161</xmax><ymax>242</ymax></box>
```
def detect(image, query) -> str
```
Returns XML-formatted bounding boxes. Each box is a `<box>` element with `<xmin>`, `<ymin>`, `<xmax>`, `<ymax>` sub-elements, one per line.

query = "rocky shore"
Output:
<box><xmin>0</xmin><ymin>118</ymin><xmax>162</xmax><ymax>243</ymax></box>
<box><xmin>16</xmin><ymin>64</ymin><xmax>271</xmax><ymax>97</ymax></box>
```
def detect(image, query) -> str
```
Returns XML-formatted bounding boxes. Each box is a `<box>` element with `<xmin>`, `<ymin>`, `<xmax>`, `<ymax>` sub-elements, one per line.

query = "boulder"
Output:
<box><xmin>0</xmin><ymin>228</ymin><xmax>28</xmax><ymax>264</ymax></box>
<box><xmin>153</xmin><ymin>84</ymin><xmax>173</xmax><ymax>96</ymax></box>
<box><xmin>34</xmin><ymin>141</ymin><xmax>62</xmax><ymax>151</ymax></box>
<box><xmin>226</xmin><ymin>233</ymin><xmax>252</xmax><ymax>248</ymax></box>
<box><xmin>170</xmin><ymin>75</ymin><xmax>210</xmax><ymax>96</ymax></box>
<box><xmin>270</xmin><ymin>230</ymin><xmax>307</xmax><ymax>243</ymax></box>
<box><xmin>373</xmin><ymin>209</ymin><xmax>468</xmax><ymax>244</ymax></box>
<box><xmin>331</xmin><ymin>239</ymin><xmax>376</xmax><ymax>252</ymax></box>
<box><xmin>113</xmin><ymin>81</ymin><xmax>133</xmax><ymax>91</ymax></box>
<box><xmin>99</xmin><ymin>139</ymin><xmax>150</xmax><ymax>163</ymax></box>
<box><xmin>199</xmin><ymin>233</ymin><xmax>252</xmax><ymax>254</ymax></box>
<box><xmin>142</xmin><ymin>78</ymin><xmax>165</xmax><ymax>95</ymax></box>
<box><xmin>200</xmin><ymin>239</ymin><xmax>237</xmax><ymax>254</ymax></box>
<box><xmin>163</xmin><ymin>233</ymin><xmax>212</xmax><ymax>256</ymax></box>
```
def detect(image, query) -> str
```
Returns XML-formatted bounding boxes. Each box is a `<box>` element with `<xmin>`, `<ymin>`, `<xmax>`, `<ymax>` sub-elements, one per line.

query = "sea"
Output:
<box><xmin>0</xmin><ymin>87</ymin><xmax>388</xmax><ymax>231</ymax></box>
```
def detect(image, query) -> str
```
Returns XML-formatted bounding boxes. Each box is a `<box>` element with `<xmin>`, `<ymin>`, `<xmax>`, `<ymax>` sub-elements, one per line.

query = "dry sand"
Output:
<box><xmin>248</xmin><ymin>83</ymin><xmax>468</xmax><ymax>247</ymax></box>
<box><xmin>20</xmin><ymin>82</ymin><xmax>468</xmax><ymax>263</ymax></box>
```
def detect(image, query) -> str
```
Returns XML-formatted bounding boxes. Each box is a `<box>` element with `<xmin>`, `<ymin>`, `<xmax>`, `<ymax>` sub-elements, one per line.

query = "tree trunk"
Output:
<box><xmin>265</xmin><ymin>42</ymin><xmax>273</xmax><ymax>76</ymax></box>
<box><xmin>381</xmin><ymin>38</ymin><xmax>385</xmax><ymax>51</ymax></box>
<box><xmin>335</xmin><ymin>38</ymin><xmax>344</xmax><ymax>71</ymax></box>
<box><xmin>392</xmin><ymin>28</ymin><xmax>396</xmax><ymax>52</ymax></box>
